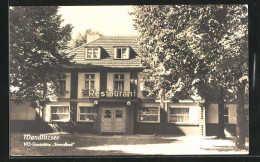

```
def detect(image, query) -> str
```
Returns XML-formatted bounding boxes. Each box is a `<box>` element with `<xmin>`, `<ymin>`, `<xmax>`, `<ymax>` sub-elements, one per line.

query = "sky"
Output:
<box><xmin>58</xmin><ymin>6</ymin><xmax>139</xmax><ymax>39</ymax></box>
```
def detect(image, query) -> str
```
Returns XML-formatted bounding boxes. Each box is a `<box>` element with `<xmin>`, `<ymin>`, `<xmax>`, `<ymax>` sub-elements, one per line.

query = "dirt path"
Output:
<box><xmin>10</xmin><ymin>133</ymin><xmax>249</xmax><ymax>156</ymax></box>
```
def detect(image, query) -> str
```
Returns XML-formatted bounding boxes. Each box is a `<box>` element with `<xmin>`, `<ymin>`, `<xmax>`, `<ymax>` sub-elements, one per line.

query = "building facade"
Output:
<box><xmin>10</xmin><ymin>36</ymin><xmax>248</xmax><ymax>136</ymax></box>
<box><xmin>39</xmin><ymin>36</ymin><xmax>205</xmax><ymax>135</ymax></box>
<box><xmin>206</xmin><ymin>103</ymin><xmax>249</xmax><ymax>137</ymax></box>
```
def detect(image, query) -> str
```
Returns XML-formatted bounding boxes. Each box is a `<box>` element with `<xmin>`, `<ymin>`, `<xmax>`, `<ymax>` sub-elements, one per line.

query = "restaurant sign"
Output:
<box><xmin>83</xmin><ymin>89</ymin><xmax>137</xmax><ymax>98</ymax></box>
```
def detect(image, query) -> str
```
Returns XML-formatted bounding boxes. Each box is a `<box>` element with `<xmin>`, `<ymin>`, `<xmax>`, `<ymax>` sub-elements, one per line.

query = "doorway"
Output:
<box><xmin>101</xmin><ymin>108</ymin><xmax>126</xmax><ymax>134</ymax></box>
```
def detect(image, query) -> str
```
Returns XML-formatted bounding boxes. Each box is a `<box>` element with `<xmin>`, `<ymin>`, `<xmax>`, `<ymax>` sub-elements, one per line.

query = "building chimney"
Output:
<box><xmin>87</xmin><ymin>33</ymin><xmax>101</xmax><ymax>44</ymax></box>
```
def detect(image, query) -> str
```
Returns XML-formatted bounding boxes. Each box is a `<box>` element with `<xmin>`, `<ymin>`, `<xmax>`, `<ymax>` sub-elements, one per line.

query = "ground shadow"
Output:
<box><xmin>10</xmin><ymin>132</ymin><xmax>180</xmax><ymax>156</ymax></box>
<box><xmin>200</xmin><ymin>145</ymin><xmax>248</xmax><ymax>152</ymax></box>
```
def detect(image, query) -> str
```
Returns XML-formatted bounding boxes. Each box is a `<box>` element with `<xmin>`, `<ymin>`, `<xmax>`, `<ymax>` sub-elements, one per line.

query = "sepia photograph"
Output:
<box><xmin>9</xmin><ymin>5</ymin><xmax>249</xmax><ymax>156</ymax></box>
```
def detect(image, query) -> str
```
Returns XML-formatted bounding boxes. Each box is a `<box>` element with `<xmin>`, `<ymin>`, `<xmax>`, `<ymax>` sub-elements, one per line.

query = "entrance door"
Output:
<box><xmin>102</xmin><ymin>108</ymin><xmax>113</xmax><ymax>132</ymax></box>
<box><xmin>101</xmin><ymin>108</ymin><xmax>126</xmax><ymax>133</ymax></box>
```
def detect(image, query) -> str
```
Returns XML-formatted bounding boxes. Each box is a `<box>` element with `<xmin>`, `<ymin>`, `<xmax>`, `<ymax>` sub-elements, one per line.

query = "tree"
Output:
<box><xmin>222</xmin><ymin>5</ymin><xmax>248</xmax><ymax>149</ymax></box>
<box><xmin>130</xmin><ymin>6</ymin><xmax>227</xmax><ymax>139</ymax></box>
<box><xmin>192</xmin><ymin>5</ymin><xmax>248</xmax><ymax>147</ymax></box>
<box><xmin>131</xmin><ymin>5</ymin><xmax>248</xmax><ymax>148</ymax></box>
<box><xmin>69</xmin><ymin>29</ymin><xmax>102</xmax><ymax>49</ymax></box>
<box><xmin>10</xmin><ymin>6</ymin><xmax>73</xmax><ymax>106</ymax></box>
<box><xmin>131</xmin><ymin>6</ymin><xmax>202</xmax><ymax>99</ymax></box>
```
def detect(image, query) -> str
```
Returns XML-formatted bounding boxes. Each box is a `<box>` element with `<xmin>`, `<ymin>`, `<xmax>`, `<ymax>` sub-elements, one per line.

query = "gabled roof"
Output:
<box><xmin>68</xmin><ymin>36</ymin><xmax>144</xmax><ymax>69</ymax></box>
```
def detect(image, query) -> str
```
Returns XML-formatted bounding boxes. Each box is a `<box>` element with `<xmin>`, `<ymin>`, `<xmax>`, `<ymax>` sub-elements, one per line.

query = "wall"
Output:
<box><xmin>41</xmin><ymin>100</ymin><xmax>203</xmax><ymax>135</ymax></box>
<box><xmin>10</xmin><ymin>101</ymin><xmax>35</xmax><ymax>120</ymax></box>
<box><xmin>206</xmin><ymin>103</ymin><xmax>249</xmax><ymax>136</ymax></box>
<box><xmin>206</xmin><ymin>104</ymin><xmax>249</xmax><ymax>124</ymax></box>
<box><xmin>77</xmin><ymin>72</ymin><xmax>100</xmax><ymax>99</ymax></box>
<box><xmin>10</xmin><ymin>101</ymin><xmax>54</xmax><ymax>133</ymax></box>
<box><xmin>135</xmin><ymin>102</ymin><xmax>202</xmax><ymax>136</ymax></box>
<box><xmin>125</xmin><ymin>103</ymin><xmax>135</xmax><ymax>135</ymax></box>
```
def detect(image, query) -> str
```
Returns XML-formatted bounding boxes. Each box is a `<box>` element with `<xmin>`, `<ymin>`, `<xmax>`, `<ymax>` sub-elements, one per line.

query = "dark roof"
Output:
<box><xmin>68</xmin><ymin>36</ymin><xmax>144</xmax><ymax>69</ymax></box>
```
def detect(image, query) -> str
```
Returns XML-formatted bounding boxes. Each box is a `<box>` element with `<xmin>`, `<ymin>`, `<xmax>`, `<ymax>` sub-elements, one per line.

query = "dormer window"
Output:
<box><xmin>114</xmin><ymin>47</ymin><xmax>130</xmax><ymax>59</ymax></box>
<box><xmin>85</xmin><ymin>47</ymin><xmax>101</xmax><ymax>59</ymax></box>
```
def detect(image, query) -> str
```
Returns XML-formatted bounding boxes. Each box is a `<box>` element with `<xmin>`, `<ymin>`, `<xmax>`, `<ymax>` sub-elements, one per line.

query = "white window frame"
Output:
<box><xmin>114</xmin><ymin>47</ymin><xmax>130</xmax><ymax>59</ymax></box>
<box><xmin>85</xmin><ymin>74</ymin><xmax>95</xmax><ymax>90</ymax></box>
<box><xmin>58</xmin><ymin>74</ymin><xmax>66</xmax><ymax>93</ymax></box>
<box><xmin>82</xmin><ymin>74</ymin><xmax>95</xmax><ymax>96</ymax></box>
<box><xmin>85</xmin><ymin>47</ymin><xmax>101</xmax><ymax>59</ymax></box>
<box><xmin>78</xmin><ymin>106</ymin><xmax>96</xmax><ymax>122</ymax></box>
<box><xmin>168</xmin><ymin>106</ymin><xmax>190</xmax><ymax>124</ymax></box>
<box><xmin>137</xmin><ymin>107</ymin><xmax>160</xmax><ymax>123</ymax></box>
<box><xmin>114</xmin><ymin>74</ymin><xmax>124</xmax><ymax>91</ymax></box>
<box><xmin>51</xmin><ymin>106</ymin><xmax>70</xmax><ymax>122</ymax></box>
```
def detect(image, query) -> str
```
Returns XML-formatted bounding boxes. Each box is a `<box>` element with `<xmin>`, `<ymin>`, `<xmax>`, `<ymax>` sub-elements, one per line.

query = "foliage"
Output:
<box><xmin>131</xmin><ymin>5</ymin><xmax>248</xmax><ymax>147</ymax></box>
<box><xmin>131</xmin><ymin>5</ymin><xmax>248</xmax><ymax>102</ymax></box>
<box><xmin>194</xmin><ymin>5</ymin><xmax>248</xmax><ymax>102</ymax></box>
<box><xmin>69</xmin><ymin>29</ymin><xmax>102</xmax><ymax>49</ymax></box>
<box><xmin>9</xmin><ymin>6</ymin><xmax>73</xmax><ymax>106</ymax></box>
<box><xmin>131</xmin><ymin>6</ymin><xmax>200</xmax><ymax>99</ymax></box>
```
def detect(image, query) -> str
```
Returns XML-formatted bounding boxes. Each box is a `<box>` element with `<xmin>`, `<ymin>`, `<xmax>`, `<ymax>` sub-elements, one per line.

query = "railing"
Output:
<box><xmin>82</xmin><ymin>89</ymin><xmax>91</xmax><ymax>96</ymax></box>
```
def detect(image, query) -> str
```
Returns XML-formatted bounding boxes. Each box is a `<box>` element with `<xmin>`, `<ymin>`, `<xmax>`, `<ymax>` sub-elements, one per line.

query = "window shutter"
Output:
<box><xmin>98</xmin><ymin>48</ymin><xmax>101</xmax><ymax>59</ymax></box>
<box><xmin>45</xmin><ymin>106</ymin><xmax>51</xmax><ymax>122</ymax></box>
<box><xmin>114</xmin><ymin>48</ymin><xmax>117</xmax><ymax>59</ymax></box>
<box><xmin>140</xmin><ymin>83</ymin><xmax>144</xmax><ymax>91</ymax></box>
<box><xmin>107</xmin><ymin>73</ymin><xmax>114</xmax><ymax>92</ymax></box>
<box><xmin>124</xmin><ymin>73</ymin><xmax>130</xmax><ymax>92</ymax></box>
<box><xmin>126</xmin><ymin>47</ymin><xmax>130</xmax><ymax>59</ymax></box>
<box><xmin>85</xmin><ymin>48</ymin><xmax>88</xmax><ymax>59</ymax></box>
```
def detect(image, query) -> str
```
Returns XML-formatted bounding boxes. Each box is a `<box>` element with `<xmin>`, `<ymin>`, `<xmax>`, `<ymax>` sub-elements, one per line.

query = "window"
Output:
<box><xmin>115</xmin><ymin>110</ymin><xmax>123</xmax><ymax>118</ymax></box>
<box><xmin>138</xmin><ymin>107</ymin><xmax>160</xmax><ymax>123</ymax></box>
<box><xmin>104</xmin><ymin>110</ymin><xmax>111</xmax><ymax>118</ymax></box>
<box><xmin>78</xmin><ymin>107</ymin><xmax>95</xmax><ymax>122</ymax></box>
<box><xmin>85</xmin><ymin>48</ymin><xmax>100</xmax><ymax>59</ymax></box>
<box><xmin>82</xmin><ymin>74</ymin><xmax>95</xmax><ymax>96</ymax></box>
<box><xmin>169</xmin><ymin>107</ymin><xmax>189</xmax><ymax>123</ymax></box>
<box><xmin>224</xmin><ymin>107</ymin><xmax>229</xmax><ymax>123</ymax></box>
<box><xmin>114</xmin><ymin>47</ymin><xmax>129</xmax><ymax>59</ymax></box>
<box><xmin>57</xmin><ymin>74</ymin><xmax>66</xmax><ymax>93</ymax></box>
<box><xmin>51</xmin><ymin>106</ymin><xmax>70</xmax><ymax>122</ymax></box>
<box><xmin>114</xmin><ymin>74</ymin><xmax>124</xmax><ymax>91</ymax></box>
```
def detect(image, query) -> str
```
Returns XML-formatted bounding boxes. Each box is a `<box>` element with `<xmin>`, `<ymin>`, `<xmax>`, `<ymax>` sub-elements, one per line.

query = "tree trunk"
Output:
<box><xmin>217</xmin><ymin>86</ymin><xmax>226</xmax><ymax>139</ymax></box>
<box><xmin>235</xmin><ymin>80</ymin><xmax>246</xmax><ymax>149</ymax></box>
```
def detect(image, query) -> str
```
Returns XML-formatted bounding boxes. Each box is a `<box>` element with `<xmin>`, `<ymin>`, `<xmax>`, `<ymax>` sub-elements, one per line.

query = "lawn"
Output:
<box><xmin>10</xmin><ymin>132</ymin><xmax>249</xmax><ymax>156</ymax></box>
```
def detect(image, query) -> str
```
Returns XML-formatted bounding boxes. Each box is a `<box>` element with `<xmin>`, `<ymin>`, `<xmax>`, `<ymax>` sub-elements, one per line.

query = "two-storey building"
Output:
<box><xmin>40</xmin><ymin>36</ymin><xmax>205</xmax><ymax>135</ymax></box>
